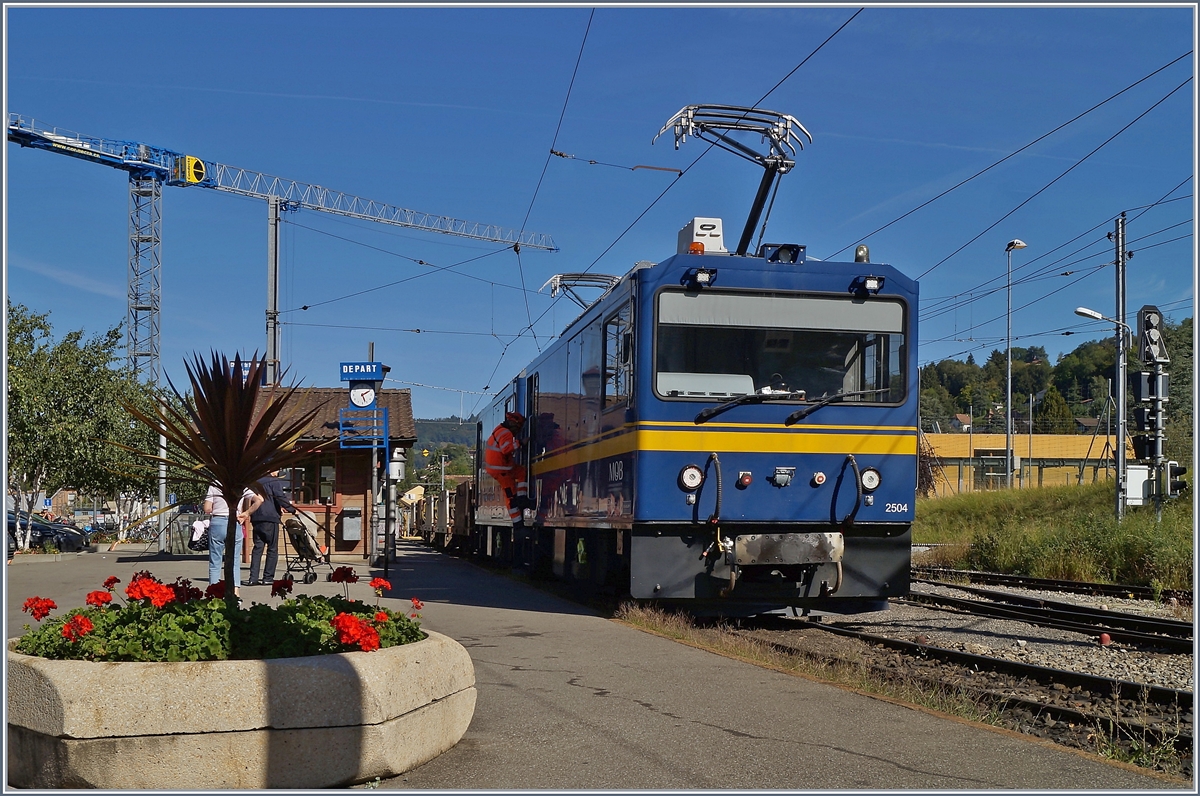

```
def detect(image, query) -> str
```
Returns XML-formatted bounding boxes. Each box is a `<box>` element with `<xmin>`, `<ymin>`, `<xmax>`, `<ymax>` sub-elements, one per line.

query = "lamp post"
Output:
<box><xmin>1005</xmin><ymin>239</ymin><xmax>1027</xmax><ymax>490</ymax></box>
<box><xmin>1076</xmin><ymin>306</ymin><xmax>1130</xmax><ymax>521</ymax></box>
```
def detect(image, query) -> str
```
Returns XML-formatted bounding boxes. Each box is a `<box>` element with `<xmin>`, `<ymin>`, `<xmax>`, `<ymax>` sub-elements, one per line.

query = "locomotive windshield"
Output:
<box><xmin>655</xmin><ymin>290</ymin><xmax>906</xmax><ymax>402</ymax></box>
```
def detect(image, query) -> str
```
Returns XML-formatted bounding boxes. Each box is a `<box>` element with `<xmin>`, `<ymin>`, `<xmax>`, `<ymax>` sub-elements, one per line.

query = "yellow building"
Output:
<box><xmin>923</xmin><ymin>432</ymin><xmax>1135</xmax><ymax>495</ymax></box>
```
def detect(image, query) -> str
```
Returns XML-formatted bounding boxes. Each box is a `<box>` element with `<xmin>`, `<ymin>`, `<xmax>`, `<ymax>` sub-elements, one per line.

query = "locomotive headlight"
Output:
<box><xmin>679</xmin><ymin>464</ymin><xmax>705</xmax><ymax>491</ymax></box>
<box><xmin>860</xmin><ymin>468</ymin><xmax>881</xmax><ymax>492</ymax></box>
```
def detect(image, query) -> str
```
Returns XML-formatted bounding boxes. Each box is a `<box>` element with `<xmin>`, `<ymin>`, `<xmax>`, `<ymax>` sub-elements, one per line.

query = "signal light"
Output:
<box><xmin>1133</xmin><ymin>408</ymin><xmax>1164</xmax><ymax>433</ymax></box>
<box><xmin>1131</xmin><ymin>372</ymin><xmax>1169</xmax><ymax>403</ymax></box>
<box><xmin>1164</xmin><ymin>461</ymin><xmax>1188</xmax><ymax>498</ymax></box>
<box><xmin>1131</xmin><ymin>434</ymin><xmax>1155</xmax><ymax>462</ymax></box>
<box><xmin>737</xmin><ymin>472</ymin><xmax>752</xmax><ymax>489</ymax></box>
<box><xmin>688</xmin><ymin>241</ymin><xmax>705</xmax><ymax>255</ymax></box>
<box><xmin>1137</xmin><ymin>305</ymin><xmax>1170</xmax><ymax>364</ymax></box>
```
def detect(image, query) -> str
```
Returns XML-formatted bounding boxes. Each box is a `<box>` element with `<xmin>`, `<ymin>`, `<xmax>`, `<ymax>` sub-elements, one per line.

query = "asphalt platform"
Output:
<box><xmin>3</xmin><ymin>541</ymin><xmax>1185</xmax><ymax>790</ymax></box>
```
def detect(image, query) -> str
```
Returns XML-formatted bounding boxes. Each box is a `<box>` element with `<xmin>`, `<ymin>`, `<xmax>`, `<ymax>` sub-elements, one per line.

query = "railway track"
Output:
<box><xmin>912</xmin><ymin>566</ymin><xmax>1194</xmax><ymax>606</ymax></box>
<box><xmin>736</xmin><ymin>616</ymin><xmax>1194</xmax><ymax>768</ymax></box>
<box><xmin>903</xmin><ymin>587</ymin><xmax>1194</xmax><ymax>654</ymax></box>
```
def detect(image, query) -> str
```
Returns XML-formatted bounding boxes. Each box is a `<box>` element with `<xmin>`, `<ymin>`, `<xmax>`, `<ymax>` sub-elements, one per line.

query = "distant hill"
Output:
<box><xmin>414</xmin><ymin>417</ymin><xmax>478</xmax><ymax>448</ymax></box>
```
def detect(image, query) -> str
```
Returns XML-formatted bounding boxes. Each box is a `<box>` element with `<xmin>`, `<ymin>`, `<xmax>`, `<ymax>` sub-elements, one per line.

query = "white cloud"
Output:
<box><xmin>8</xmin><ymin>255</ymin><xmax>124</xmax><ymax>299</ymax></box>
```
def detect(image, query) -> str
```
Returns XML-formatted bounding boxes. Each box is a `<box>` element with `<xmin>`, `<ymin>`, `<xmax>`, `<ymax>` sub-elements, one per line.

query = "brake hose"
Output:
<box><xmin>841</xmin><ymin>453</ymin><xmax>863</xmax><ymax>527</ymax></box>
<box><xmin>705</xmin><ymin>451</ymin><xmax>728</xmax><ymax>557</ymax></box>
<box><xmin>706</xmin><ymin>452</ymin><xmax>723</xmax><ymax>525</ymax></box>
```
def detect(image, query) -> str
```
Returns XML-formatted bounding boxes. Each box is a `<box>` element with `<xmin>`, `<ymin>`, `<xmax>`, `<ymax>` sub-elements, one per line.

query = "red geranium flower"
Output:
<box><xmin>126</xmin><ymin>576</ymin><xmax>176</xmax><ymax>608</ymax></box>
<box><xmin>61</xmin><ymin>614</ymin><xmax>94</xmax><ymax>642</ymax></box>
<box><xmin>171</xmin><ymin>577</ymin><xmax>204</xmax><ymax>604</ymax></box>
<box><xmin>330</xmin><ymin>566</ymin><xmax>358</xmax><ymax>584</ymax></box>
<box><xmin>205</xmin><ymin>581</ymin><xmax>226</xmax><ymax>599</ymax></box>
<box><xmin>22</xmin><ymin>596</ymin><xmax>56</xmax><ymax>621</ymax></box>
<box><xmin>374</xmin><ymin>611</ymin><xmax>389</xmax><ymax>624</ymax></box>
<box><xmin>271</xmin><ymin>578</ymin><xmax>294</xmax><ymax>598</ymax></box>
<box><xmin>357</xmin><ymin>628</ymin><xmax>380</xmax><ymax>652</ymax></box>
<box><xmin>330</xmin><ymin>612</ymin><xmax>381</xmax><ymax>652</ymax></box>
<box><xmin>410</xmin><ymin>597</ymin><xmax>424</xmax><ymax>611</ymax></box>
<box><xmin>85</xmin><ymin>590</ymin><xmax>113</xmax><ymax>608</ymax></box>
<box><xmin>103</xmin><ymin>575</ymin><xmax>121</xmax><ymax>591</ymax></box>
<box><xmin>369</xmin><ymin>577</ymin><xmax>391</xmax><ymax>592</ymax></box>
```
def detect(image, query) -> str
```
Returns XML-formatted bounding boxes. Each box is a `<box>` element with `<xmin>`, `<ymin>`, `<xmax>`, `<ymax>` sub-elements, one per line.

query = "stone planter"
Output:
<box><xmin>7</xmin><ymin>631</ymin><xmax>476</xmax><ymax>789</ymax></box>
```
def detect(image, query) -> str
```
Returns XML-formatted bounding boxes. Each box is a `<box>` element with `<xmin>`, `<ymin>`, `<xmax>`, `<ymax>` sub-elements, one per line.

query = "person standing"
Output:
<box><xmin>484</xmin><ymin>411</ymin><xmax>531</xmax><ymax>531</ymax></box>
<box><xmin>203</xmin><ymin>483</ymin><xmax>263</xmax><ymax>598</ymax></box>
<box><xmin>246</xmin><ymin>470</ymin><xmax>297</xmax><ymax>586</ymax></box>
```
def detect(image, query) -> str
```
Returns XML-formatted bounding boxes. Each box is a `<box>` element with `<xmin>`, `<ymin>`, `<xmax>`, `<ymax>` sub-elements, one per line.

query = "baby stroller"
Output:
<box><xmin>283</xmin><ymin>518</ymin><xmax>331</xmax><ymax>584</ymax></box>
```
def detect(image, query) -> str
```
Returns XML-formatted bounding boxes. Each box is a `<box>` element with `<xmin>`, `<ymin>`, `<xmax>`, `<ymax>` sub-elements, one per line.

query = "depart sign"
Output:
<box><xmin>339</xmin><ymin>362</ymin><xmax>383</xmax><ymax>381</ymax></box>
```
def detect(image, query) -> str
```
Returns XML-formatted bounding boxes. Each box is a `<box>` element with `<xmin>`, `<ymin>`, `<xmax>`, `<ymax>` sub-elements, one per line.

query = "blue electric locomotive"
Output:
<box><xmin>473</xmin><ymin>106</ymin><xmax>918</xmax><ymax>615</ymax></box>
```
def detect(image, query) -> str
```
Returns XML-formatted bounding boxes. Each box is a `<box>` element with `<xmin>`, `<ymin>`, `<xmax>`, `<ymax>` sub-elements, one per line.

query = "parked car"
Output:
<box><xmin>7</xmin><ymin>511</ymin><xmax>89</xmax><ymax>553</ymax></box>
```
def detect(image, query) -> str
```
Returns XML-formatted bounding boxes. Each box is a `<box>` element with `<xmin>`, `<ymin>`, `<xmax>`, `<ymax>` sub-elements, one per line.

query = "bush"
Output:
<box><xmin>15</xmin><ymin>570</ymin><xmax>425</xmax><ymax>662</ymax></box>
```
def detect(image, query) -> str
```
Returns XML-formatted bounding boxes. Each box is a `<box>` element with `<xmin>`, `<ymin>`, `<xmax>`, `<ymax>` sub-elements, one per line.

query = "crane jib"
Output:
<box><xmin>6</xmin><ymin>113</ymin><xmax>558</xmax><ymax>251</ymax></box>
<box><xmin>7</xmin><ymin>110</ymin><xmax>560</xmax><ymax>385</ymax></box>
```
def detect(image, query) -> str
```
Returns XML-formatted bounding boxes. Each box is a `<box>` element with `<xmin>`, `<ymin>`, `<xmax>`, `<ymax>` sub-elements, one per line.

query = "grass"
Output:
<box><xmin>913</xmin><ymin>480</ymin><xmax>1194</xmax><ymax>590</ymax></box>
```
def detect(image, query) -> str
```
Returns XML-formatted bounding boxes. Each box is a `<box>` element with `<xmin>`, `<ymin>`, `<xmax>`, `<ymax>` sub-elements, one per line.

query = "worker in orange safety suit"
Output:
<box><xmin>484</xmin><ymin>411</ymin><xmax>532</xmax><ymax>529</ymax></box>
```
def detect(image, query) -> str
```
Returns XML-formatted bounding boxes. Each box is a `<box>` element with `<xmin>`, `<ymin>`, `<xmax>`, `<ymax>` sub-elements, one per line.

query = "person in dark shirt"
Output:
<box><xmin>246</xmin><ymin>470</ymin><xmax>297</xmax><ymax>586</ymax></box>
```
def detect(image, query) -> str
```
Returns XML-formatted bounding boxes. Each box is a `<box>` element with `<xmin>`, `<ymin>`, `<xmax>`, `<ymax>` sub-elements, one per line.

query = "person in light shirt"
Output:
<box><xmin>203</xmin><ymin>483</ymin><xmax>263</xmax><ymax>599</ymax></box>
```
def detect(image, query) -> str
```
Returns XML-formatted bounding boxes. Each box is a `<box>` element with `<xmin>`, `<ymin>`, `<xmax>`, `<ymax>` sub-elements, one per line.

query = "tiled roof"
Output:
<box><xmin>255</xmin><ymin>387</ymin><xmax>417</xmax><ymax>443</ymax></box>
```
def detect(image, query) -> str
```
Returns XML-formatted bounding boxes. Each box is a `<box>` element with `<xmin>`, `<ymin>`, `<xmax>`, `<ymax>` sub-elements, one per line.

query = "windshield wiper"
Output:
<box><xmin>784</xmin><ymin>388</ymin><xmax>891</xmax><ymax>425</ymax></box>
<box><xmin>694</xmin><ymin>391</ymin><xmax>807</xmax><ymax>425</ymax></box>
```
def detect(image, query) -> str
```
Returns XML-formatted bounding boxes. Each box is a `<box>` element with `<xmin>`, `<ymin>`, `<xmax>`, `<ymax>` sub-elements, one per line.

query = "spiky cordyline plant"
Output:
<box><xmin>120</xmin><ymin>352</ymin><xmax>332</xmax><ymax>609</ymax></box>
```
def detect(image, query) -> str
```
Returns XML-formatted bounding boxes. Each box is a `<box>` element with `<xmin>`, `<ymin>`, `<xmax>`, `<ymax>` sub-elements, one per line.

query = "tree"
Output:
<box><xmin>1052</xmin><ymin>339</ymin><xmax>1115</xmax><ymax>403</ymax></box>
<box><xmin>88</xmin><ymin>377</ymin><xmax>207</xmax><ymax>540</ymax></box>
<box><xmin>1036</xmin><ymin>385</ymin><xmax>1075</xmax><ymax>434</ymax></box>
<box><xmin>1161</xmin><ymin>316</ymin><xmax>1193</xmax><ymax>463</ymax></box>
<box><xmin>6</xmin><ymin>302</ymin><xmax>155</xmax><ymax>548</ymax></box>
<box><xmin>919</xmin><ymin>384</ymin><xmax>955</xmax><ymax>432</ymax></box>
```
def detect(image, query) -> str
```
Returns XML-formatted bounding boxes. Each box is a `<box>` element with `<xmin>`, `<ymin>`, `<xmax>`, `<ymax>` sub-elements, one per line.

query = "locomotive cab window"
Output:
<box><xmin>655</xmin><ymin>290</ymin><xmax>905</xmax><ymax>401</ymax></box>
<box><xmin>603</xmin><ymin>302</ymin><xmax>633</xmax><ymax>410</ymax></box>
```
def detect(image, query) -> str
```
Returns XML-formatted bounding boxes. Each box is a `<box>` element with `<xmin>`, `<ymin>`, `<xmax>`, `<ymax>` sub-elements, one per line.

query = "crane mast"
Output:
<box><xmin>7</xmin><ymin>113</ymin><xmax>558</xmax><ymax>383</ymax></box>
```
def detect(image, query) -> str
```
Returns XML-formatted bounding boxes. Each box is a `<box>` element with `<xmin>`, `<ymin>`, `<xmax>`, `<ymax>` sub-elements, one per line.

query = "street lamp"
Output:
<box><xmin>1005</xmin><ymin>239</ymin><xmax>1027</xmax><ymax>490</ymax></box>
<box><xmin>1075</xmin><ymin>306</ymin><xmax>1130</xmax><ymax>520</ymax></box>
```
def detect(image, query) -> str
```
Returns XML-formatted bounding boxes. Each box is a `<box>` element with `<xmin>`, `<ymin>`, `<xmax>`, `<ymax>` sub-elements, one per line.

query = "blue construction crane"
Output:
<box><xmin>7</xmin><ymin>113</ymin><xmax>558</xmax><ymax>385</ymax></box>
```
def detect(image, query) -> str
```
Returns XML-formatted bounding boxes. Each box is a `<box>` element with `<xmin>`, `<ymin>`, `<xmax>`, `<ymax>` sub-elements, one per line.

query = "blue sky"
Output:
<box><xmin>5</xmin><ymin>5</ymin><xmax>1195</xmax><ymax>419</ymax></box>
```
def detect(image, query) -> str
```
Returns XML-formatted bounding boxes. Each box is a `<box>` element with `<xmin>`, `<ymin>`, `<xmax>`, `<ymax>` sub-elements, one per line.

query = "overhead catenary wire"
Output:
<box><xmin>921</xmin><ymin>222</ymin><xmax>1199</xmax><ymax>350</ymax></box>
<box><xmin>914</xmin><ymin>75</ymin><xmax>1193</xmax><ymax>281</ymax></box>
<box><xmin>925</xmin><ymin>293</ymin><xmax>1194</xmax><ymax>362</ymax></box>
<box><xmin>283</xmin><ymin>322</ymin><xmax>524</xmax><ymax>340</ymax></box>
<box><xmin>917</xmin><ymin>180</ymin><xmax>1194</xmax><ymax>327</ymax></box>
<box><xmin>920</xmin><ymin>217</ymin><xmax>1194</xmax><ymax>326</ymax></box>
<box><xmin>278</xmin><ymin>222</ymin><xmax>516</xmax><ymax>313</ymax></box>
<box><xmin>469</xmin><ymin>8</ymin><xmax>865</xmax><ymax>417</ymax></box>
<box><xmin>823</xmin><ymin>51</ymin><xmax>1192</xmax><ymax>262</ymax></box>
<box><xmin>920</xmin><ymin>190</ymin><xmax>1192</xmax><ymax>314</ymax></box>
<box><xmin>923</xmin><ymin>294</ymin><xmax>1194</xmax><ymax>364</ymax></box>
<box><xmin>919</xmin><ymin>180</ymin><xmax>1192</xmax><ymax>312</ymax></box>
<box><xmin>514</xmin><ymin>8</ymin><xmax>597</xmax><ymax>352</ymax></box>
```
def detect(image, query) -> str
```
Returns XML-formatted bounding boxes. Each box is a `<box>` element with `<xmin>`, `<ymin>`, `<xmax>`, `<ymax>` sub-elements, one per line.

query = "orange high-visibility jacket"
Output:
<box><xmin>484</xmin><ymin>424</ymin><xmax>519</xmax><ymax>473</ymax></box>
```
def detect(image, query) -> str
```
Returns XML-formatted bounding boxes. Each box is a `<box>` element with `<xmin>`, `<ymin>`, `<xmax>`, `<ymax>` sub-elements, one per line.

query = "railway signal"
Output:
<box><xmin>1129</xmin><ymin>312</ymin><xmax>1178</xmax><ymax>517</ymax></box>
<box><xmin>1161</xmin><ymin>461</ymin><xmax>1188</xmax><ymax>499</ymax></box>
<box><xmin>1137</xmin><ymin>305</ymin><xmax>1169</xmax><ymax>365</ymax></box>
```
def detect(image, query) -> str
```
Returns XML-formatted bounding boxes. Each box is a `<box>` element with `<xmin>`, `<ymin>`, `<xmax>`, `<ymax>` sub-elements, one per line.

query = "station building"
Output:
<box><xmin>261</xmin><ymin>387</ymin><xmax>417</xmax><ymax>561</ymax></box>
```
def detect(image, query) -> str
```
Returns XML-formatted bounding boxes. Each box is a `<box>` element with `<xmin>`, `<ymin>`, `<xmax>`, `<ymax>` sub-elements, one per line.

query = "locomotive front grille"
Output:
<box><xmin>734</xmin><ymin>532</ymin><xmax>844</xmax><ymax>566</ymax></box>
